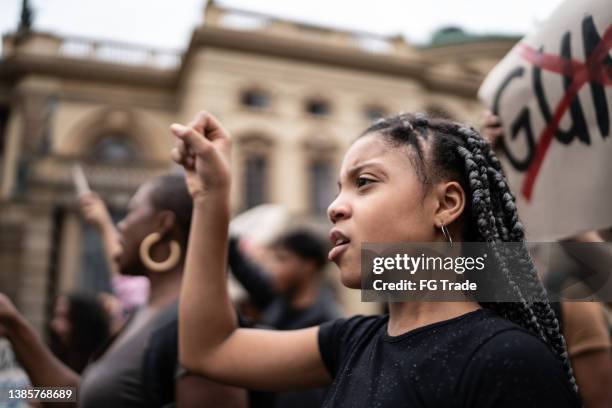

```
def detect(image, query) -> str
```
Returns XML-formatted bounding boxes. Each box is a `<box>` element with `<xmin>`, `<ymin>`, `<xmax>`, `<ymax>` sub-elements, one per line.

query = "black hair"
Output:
<box><xmin>271</xmin><ymin>229</ymin><xmax>329</xmax><ymax>270</ymax></box>
<box><xmin>49</xmin><ymin>292</ymin><xmax>110</xmax><ymax>374</ymax></box>
<box><xmin>362</xmin><ymin>112</ymin><xmax>577</xmax><ymax>392</ymax></box>
<box><xmin>148</xmin><ymin>173</ymin><xmax>194</xmax><ymax>244</ymax></box>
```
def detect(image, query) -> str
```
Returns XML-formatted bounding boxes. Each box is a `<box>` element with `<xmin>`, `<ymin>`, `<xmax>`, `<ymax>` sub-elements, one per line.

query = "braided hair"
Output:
<box><xmin>362</xmin><ymin>112</ymin><xmax>577</xmax><ymax>392</ymax></box>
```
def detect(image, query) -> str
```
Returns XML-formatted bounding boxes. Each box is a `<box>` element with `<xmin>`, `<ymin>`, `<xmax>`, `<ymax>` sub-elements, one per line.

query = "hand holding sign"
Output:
<box><xmin>478</xmin><ymin>0</ymin><xmax>612</xmax><ymax>241</ymax></box>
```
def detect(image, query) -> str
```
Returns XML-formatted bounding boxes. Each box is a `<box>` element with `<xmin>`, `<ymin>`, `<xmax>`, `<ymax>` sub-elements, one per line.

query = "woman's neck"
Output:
<box><xmin>146</xmin><ymin>267</ymin><xmax>183</xmax><ymax>309</ymax></box>
<box><xmin>386</xmin><ymin>301</ymin><xmax>481</xmax><ymax>337</ymax></box>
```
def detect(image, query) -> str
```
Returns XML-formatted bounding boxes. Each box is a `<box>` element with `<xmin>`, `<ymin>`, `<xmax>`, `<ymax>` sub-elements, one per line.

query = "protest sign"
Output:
<box><xmin>479</xmin><ymin>0</ymin><xmax>611</xmax><ymax>240</ymax></box>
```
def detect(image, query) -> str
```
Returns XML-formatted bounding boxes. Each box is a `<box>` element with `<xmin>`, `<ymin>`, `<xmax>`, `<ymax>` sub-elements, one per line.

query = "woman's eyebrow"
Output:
<box><xmin>346</xmin><ymin>161</ymin><xmax>385</xmax><ymax>180</ymax></box>
<box><xmin>337</xmin><ymin>161</ymin><xmax>386</xmax><ymax>190</ymax></box>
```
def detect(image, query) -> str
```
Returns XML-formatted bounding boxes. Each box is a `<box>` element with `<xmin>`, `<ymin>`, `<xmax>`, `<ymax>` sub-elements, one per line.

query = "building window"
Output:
<box><xmin>310</xmin><ymin>160</ymin><xmax>335</xmax><ymax>215</ymax></box>
<box><xmin>91</xmin><ymin>134</ymin><xmax>137</xmax><ymax>163</ymax></box>
<box><xmin>305</xmin><ymin>98</ymin><xmax>331</xmax><ymax>117</ymax></box>
<box><xmin>0</xmin><ymin>107</ymin><xmax>9</xmax><ymax>157</ymax></box>
<box><xmin>244</xmin><ymin>154</ymin><xmax>267</xmax><ymax>209</ymax></box>
<box><xmin>364</xmin><ymin>105</ymin><xmax>387</xmax><ymax>122</ymax></box>
<box><xmin>425</xmin><ymin>105</ymin><xmax>455</xmax><ymax>120</ymax></box>
<box><xmin>241</xmin><ymin>89</ymin><xmax>271</xmax><ymax>110</ymax></box>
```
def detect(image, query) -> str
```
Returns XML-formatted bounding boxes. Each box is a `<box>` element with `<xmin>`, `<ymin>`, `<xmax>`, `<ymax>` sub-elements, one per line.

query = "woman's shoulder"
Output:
<box><xmin>319</xmin><ymin>314</ymin><xmax>388</xmax><ymax>341</ymax></box>
<box><xmin>458</xmin><ymin>310</ymin><xmax>567</xmax><ymax>375</ymax></box>
<box><xmin>460</xmin><ymin>315</ymin><xmax>579</xmax><ymax>406</ymax></box>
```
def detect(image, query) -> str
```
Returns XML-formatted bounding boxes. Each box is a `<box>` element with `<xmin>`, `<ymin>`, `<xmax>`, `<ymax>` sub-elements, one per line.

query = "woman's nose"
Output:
<box><xmin>328</xmin><ymin>197</ymin><xmax>350</xmax><ymax>224</ymax></box>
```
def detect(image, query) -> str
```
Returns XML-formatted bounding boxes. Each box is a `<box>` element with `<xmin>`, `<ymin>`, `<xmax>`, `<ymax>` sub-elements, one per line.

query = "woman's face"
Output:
<box><xmin>327</xmin><ymin>134</ymin><xmax>439</xmax><ymax>288</ymax></box>
<box><xmin>114</xmin><ymin>182</ymin><xmax>158</xmax><ymax>275</ymax></box>
<box><xmin>269</xmin><ymin>247</ymin><xmax>313</xmax><ymax>293</ymax></box>
<box><xmin>49</xmin><ymin>296</ymin><xmax>71</xmax><ymax>345</ymax></box>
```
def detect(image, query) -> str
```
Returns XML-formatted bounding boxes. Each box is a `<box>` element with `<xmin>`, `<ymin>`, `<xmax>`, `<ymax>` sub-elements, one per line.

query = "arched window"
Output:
<box><xmin>240</xmin><ymin>89</ymin><xmax>271</xmax><ymax>110</ymax></box>
<box><xmin>424</xmin><ymin>105</ymin><xmax>455</xmax><ymax>120</ymax></box>
<box><xmin>244</xmin><ymin>154</ymin><xmax>268</xmax><ymax>209</ymax></box>
<box><xmin>305</xmin><ymin>98</ymin><xmax>331</xmax><ymax>117</ymax></box>
<box><xmin>91</xmin><ymin>134</ymin><xmax>138</xmax><ymax>163</ymax></box>
<box><xmin>363</xmin><ymin>104</ymin><xmax>388</xmax><ymax>122</ymax></box>
<box><xmin>309</xmin><ymin>160</ymin><xmax>335</xmax><ymax>215</ymax></box>
<box><xmin>0</xmin><ymin>106</ymin><xmax>9</xmax><ymax>157</ymax></box>
<box><xmin>303</xmin><ymin>135</ymin><xmax>337</xmax><ymax>215</ymax></box>
<box><xmin>239</xmin><ymin>135</ymin><xmax>273</xmax><ymax>210</ymax></box>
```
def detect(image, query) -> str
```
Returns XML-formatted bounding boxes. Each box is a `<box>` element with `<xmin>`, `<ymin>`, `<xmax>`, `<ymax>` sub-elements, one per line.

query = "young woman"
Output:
<box><xmin>0</xmin><ymin>174</ymin><xmax>247</xmax><ymax>408</ymax></box>
<box><xmin>172</xmin><ymin>111</ymin><xmax>580</xmax><ymax>407</ymax></box>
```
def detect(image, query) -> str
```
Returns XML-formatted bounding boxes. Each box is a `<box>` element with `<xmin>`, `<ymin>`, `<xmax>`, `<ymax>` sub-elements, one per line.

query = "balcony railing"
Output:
<box><xmin>58</xmin><ymin>36</ymin><xmax>181</xmax><ymax>69</ymax></box>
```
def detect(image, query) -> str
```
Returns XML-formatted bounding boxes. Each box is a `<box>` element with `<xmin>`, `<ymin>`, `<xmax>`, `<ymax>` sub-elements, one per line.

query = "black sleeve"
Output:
<box><xmin>459</xmin><ymin>329</ymin><xmax>580</xmax><ymax>408</ymax></box>
<box><xmin>228</xmin><ymin>237</ymin><xmax>278</xmax><ymax>309</ymax></box>
<box><xmin>317</xmin><ymin>315</ymin><xmax>381</xmax><ymax>378</ymax></box>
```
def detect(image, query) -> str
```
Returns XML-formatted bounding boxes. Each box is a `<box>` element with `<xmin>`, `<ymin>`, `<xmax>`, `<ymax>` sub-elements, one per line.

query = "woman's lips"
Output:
<box><xmin>328</xmin><ymin>229</ymin><xmax>350</xmax><ymax>262</ymax></box>
<box><xmin>328</xmin><ymin>242</ymin><xmax>349</xmax><ymax>262</ymax></box>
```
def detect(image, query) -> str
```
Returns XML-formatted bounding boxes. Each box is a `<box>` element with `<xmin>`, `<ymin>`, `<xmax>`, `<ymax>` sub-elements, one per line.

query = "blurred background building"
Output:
<box><xmin>0</xmin><ymin>0</ymin><xmax>519</xmax><ymax>330</ymax></box>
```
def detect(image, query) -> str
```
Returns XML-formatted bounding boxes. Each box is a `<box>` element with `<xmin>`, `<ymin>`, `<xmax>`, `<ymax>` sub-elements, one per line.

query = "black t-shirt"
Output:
<box><xmin>318</xmin><ymin>309</ymin><xmax>580</xmax><ymax>408</ymax></box>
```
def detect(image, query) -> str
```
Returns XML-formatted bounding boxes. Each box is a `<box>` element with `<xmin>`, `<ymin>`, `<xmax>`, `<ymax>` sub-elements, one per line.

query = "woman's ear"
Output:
<box><xmin>433</xmin><ymin>181</ymin><xmax>465</xmax><ymax>227</ymax></box>
<box><xmin>154</xmin><ymin>210</ymin><xmax>177</xmax><ymax>237</ymax></box>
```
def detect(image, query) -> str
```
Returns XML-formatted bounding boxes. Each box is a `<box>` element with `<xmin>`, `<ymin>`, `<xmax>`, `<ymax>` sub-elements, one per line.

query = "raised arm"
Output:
<box><xmin>78</xmin><ymin>192</ymin><xmax>121</xmax><ymax>275</ymax></box>
<box><xmin>0</xmin><ymin>294</ymin><xmax>79</xmax><ymax>387</ymax></box>
<box><xmin>228</xmin><ymin>237</ymin><xmax>278</xmax><ymax>309</ymax></box>
<box><xmin>172</xmin><ymin>112</ymin><xmax>331</xmax><ymax>390</ymax></box>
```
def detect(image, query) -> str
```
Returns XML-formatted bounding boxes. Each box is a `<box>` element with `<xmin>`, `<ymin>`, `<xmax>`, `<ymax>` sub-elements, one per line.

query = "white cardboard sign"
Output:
<box><xmin>478</xmin><ymin>0</ymin><xmax>611</xmax><ymax>241</ymax></box>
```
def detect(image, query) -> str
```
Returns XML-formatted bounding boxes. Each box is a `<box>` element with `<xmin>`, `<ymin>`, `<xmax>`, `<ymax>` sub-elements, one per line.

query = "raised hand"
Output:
<box><xmin>170</xmin><ymin>111</ymin><xmax>232</xmax><ymax>202</ymax></box>
<box><xmin>480</xmin><ymin>110</ymin><xmax>504</xmax><ymax>149</ymax></box>
<box><xmin>78</xmin><ymin>192</ymin><xmax>113</xmax><ymax>230</ymax></box>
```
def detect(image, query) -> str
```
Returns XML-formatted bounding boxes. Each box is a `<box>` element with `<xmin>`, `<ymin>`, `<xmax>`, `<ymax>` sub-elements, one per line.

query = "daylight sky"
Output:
<box><xmin>0</xmin><ymin>0</ymin><xmax>567</xmax><ymax>52</ymax></box>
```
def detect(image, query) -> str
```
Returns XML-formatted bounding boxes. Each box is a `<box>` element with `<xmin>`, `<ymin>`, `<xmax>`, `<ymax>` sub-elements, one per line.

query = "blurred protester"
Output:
<box><xmin>230</xmin><ymin>229</ymin><xmax>340</xmax><ymax>330</ymax></box>
<box><xmin>48</xmin><ymin>293</ymin><xmax>110</xmax><ymax>374</ymax></box>
<box><xmin>482</xmin><ymin>112</ymin><xmax>612</xmax><ymax>407</ymax></box>
<box><xmin>558</xmin><ymin>301</ymin><xmax>612</xmax><ymax>408</ymax></box>
<box><xmin>0</xmin><ymin>173</ymin><xmax>247</xmax><ymax>408</ymax></box>
<box><xmin>0</xmin><ymin>338</ymin><xmax>32</xmax><ymax>408</ymax></box>
<box><xmin>97</xmin><ymin>291</ymin><xmax>127</xmax><ymax>337</ymax></box>
<box><xmin>79</xmin><ymin>192</ymin><xmax>149</xmax><ymax>325</ymax></box>
<box><xmin>229</xmin><ymin>229</ymin><xmax>340</xmax><ymax>407</ymax></box>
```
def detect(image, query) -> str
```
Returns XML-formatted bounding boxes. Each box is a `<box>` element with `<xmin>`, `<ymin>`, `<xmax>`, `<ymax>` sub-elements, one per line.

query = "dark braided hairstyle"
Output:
<box><xmin>362</xmin><ymin>112</ymin><xmax>577</xmax><ymax>392</ymax></box>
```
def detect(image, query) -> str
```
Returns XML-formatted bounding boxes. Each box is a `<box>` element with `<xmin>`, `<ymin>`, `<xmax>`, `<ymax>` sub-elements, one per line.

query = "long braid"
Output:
<box><xmin>464</xmin><ymin>127</ymin><xmax>575</xmax><ymax>388</ymax></box>
<box><xmin>363</xmin><ymin>112</ymin><xmax>577</xmax><ymax>393</ymax></box>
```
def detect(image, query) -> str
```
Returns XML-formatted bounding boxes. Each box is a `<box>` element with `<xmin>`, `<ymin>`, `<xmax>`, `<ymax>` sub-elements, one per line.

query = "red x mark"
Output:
<box><xmin>516</xmin><ymin>25</ymin><xmax>612</xmax><ymax>201</ymax></box>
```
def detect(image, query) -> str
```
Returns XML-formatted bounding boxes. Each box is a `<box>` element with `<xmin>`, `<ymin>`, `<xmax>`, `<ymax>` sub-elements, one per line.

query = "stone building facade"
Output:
<box><xmin>0</xmin><ymin>2</ymin><xmax>518</xmax><ymax>329</ymax></box>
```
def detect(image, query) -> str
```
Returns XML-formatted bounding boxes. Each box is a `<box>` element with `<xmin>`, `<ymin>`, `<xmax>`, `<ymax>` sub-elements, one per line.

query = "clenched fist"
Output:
<box><xmin>170</xmin><ymin>111</ymin><xmax>232</xmax><ymax>202</ymax></box>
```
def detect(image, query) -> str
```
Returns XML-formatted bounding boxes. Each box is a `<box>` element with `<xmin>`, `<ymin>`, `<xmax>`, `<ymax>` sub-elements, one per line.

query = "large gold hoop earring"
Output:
<box><xmin>139</xmin><ymin>232</ymin><xmax>181</xmax><ymax>273</ymax></box>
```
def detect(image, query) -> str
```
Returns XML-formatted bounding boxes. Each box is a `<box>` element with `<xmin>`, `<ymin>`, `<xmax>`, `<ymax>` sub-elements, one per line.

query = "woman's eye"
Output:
<box><xmin>356</xmin><ymin>177</ymin><xmax>375</xmax><ymax>188</ymax></box>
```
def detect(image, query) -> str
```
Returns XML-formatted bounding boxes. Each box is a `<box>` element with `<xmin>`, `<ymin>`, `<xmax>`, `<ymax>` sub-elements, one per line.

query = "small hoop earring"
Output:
<box><xmin>139</xmin><ymin>232</ymin><xmax>181</xmax><ymax>273</ymax></box>
<box><xmin>440</xmin><ymin>223</ymin><xmax>453</xmax><ymax>248</ymax></box>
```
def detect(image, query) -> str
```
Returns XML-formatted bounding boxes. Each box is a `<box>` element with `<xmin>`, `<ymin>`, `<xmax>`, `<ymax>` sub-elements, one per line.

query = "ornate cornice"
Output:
<box><xmin>184</xmin><ymin>25</ymin><xmax>483</xmax><ymax>97</ymax></box>
<box><xmin>0</xmin><ymin>53</ymin><xmax>178</xmax><ymax>88</ymax></box>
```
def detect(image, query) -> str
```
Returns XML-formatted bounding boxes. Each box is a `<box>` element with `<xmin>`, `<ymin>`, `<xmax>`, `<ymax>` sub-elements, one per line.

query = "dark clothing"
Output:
<box><xmin>141</xmin><ymin>316</ymin><xmax>179</xmax><ymax>407</ymax></box>
<box><xmin>228</xmin><ymin>237</ymin><xmax>340</xmax><ymax>330</ymax></box>
<box><xmin>78</xmin><ymin>303</ymin><xmax>178</xmax><ymax>408</ymax></box>
<box><xmin>228</xmin><ymin>237</ymin><xmax>339</xmax><ymax>408</ymax></box>
<box><xmin>318</xmin><ymin>309</ymin><xmax>580</xmax><ymax>408</ymax></box>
